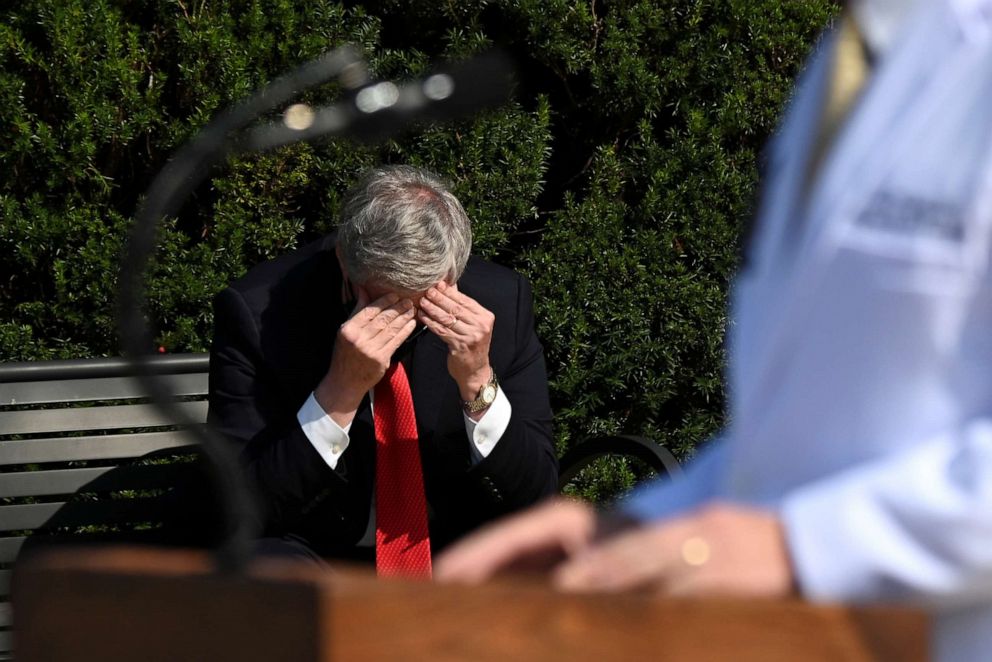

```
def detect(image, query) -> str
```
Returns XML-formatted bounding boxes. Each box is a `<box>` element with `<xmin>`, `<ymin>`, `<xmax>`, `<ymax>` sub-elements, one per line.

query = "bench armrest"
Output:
<box><xmin>557</xmin><ymin>434</ymin><xmax>683</xmax><ymax>492</ymax></box>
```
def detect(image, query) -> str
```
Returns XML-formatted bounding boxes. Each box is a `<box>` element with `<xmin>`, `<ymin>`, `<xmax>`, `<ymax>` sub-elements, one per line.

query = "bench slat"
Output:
<box><xmin>0</xmin><ymin>372</ymin><xmax>208</xmax><ymax>406</ymax></box>
<box><xmin>0</xmin><ymin>400</ymin><xmax>208</xmax><ymax>436</ymax></box>
<box><xmin>0</xmin><ymin>530</ymin><xmax>173</xmax><ymax>565</ymax></box>
<box><xmin>0</xmin><ymin>353</ymin><xmax>209</xmax><ymax>383</ymax></box>
<box><xmin>0</xmin><ymin>496</ymin><xmax>177</xmax><ymax>533</ymax></box>
<box><xmin>0</xmin><ymin>630</ymin><xmax>10</xmax><ymax>655</ymax></box>
<box><xmin>0</xmin><ymin>538</ymin><xmax>25</xmax><ymax>564</ymax></box>
<box><xmin>0</xmin><ymin>570</ymin><xmax>8</xmax><ymax>595</ymax></box>
<box><xmin>0</xmin><ymin>431</ymin><xmax>197</xmax><ymax>465</ymax></box>
<box><xmin>0</xmin><ymin>463</ymin><xmax>197</xmax><ymax>499</ymax></box>
<box><xmin>0</xmin><ymin>603</ymin><xmax>9</xmax><ymax>628</ymax></box>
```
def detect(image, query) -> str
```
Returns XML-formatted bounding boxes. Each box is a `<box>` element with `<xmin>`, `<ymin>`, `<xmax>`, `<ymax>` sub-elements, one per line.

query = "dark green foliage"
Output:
<box><xmin>0</xmin><ymin>1</ymin><xmax>835</xmax><ymax>498</ymax></box>
<box><xmin>521</xmin><ymin>0</ymin><xmax>837</xmax><ymax>467</ymax></box>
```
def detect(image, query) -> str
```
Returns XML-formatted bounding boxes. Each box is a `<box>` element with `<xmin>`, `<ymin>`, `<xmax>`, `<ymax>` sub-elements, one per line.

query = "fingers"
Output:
<box><xmin>552</xmin><ymin>505</ymin><xmax>796</xmax><ymax>598</ymax></box>
<box><xmin>352</xmin><ymin>292</ymin><xmax>414</xmax><ymax>335</ymax></box>
<box><xmin>552</xmin><ymin>525</ymin><xmax>677</xmax><ymax>593</ymax></box>
<box><xmin>421</xmin><ymin>288</ymin><xmax>463</xmax><ymax>328</ymax></box>
<box><xmin>352</xmin><ymin>289</ymin><xmax>399</xmax><ymax>323</ymax></box>
<box><xmin>339</xmin><ymin>294</ymin><xmax>416</xmax><ymax>368</ymax></box>
<box><xmin>373</xmin><ymin>298</ymin><xmax>414</xmax><ymax>334</ymax></box>
<box><xmin>357</xmin><ymin>300</ymin><xmax>415</xmax><ymax>356</ymax></box>
<box><xmin>435</xmin><ymin>498</ymin><xmax>597</xmax><ymax>585</ymax></box>
<box><xmin>380</xmin><ymin>316</ymin><xmax>417</xmax><ymax>356</ymax></box>
<box><xmin>418</xmin><ymin>296</ymin><xmax>462</xmax><ymax>337</ymax></box>
<box><xmin>419</xmin><ymin>283</ymin><xmax>493</xmax><ymax>339</ymax></box>
<box><xmin>432</xmin><ymin>280</ymin><xmax>484</xmax><ymax>315</ymax></box>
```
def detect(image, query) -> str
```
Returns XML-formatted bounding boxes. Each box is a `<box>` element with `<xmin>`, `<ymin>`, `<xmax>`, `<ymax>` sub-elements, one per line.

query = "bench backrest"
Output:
<box><xmin>0</xmin><ymin>353</ymin><xmax>210</xmax><ymax>658</ymax></box>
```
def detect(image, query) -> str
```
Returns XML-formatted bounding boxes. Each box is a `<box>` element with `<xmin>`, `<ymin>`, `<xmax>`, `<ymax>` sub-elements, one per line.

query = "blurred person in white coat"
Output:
<box><xmin>436</xmin><ymin>1</ymin><xmax>992</xmax><ymax>659</ymax></box>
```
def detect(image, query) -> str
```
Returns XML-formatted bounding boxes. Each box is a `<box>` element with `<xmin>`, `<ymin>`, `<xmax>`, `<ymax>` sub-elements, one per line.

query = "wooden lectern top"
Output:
<box><xmin>11</xmin><ymin>546</ymin><xmax>928</xmax><ymax>662</ymax></box>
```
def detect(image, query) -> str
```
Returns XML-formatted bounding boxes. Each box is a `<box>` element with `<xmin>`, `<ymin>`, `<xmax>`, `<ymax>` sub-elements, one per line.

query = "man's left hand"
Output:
<box><xmin>553</xmin><ymin>503</ymin><xmax>798</xmax><ymax>598</ymax></box>
<box><xmin>418</xmin><ymin>281</ymin><xmax>495</xmax><ymax>408</ymax></box>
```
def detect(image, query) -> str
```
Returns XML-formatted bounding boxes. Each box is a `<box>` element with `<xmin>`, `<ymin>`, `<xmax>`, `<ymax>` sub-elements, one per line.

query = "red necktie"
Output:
<box><xmin>374</xmin><ymin>361</ymin><xmax>432</xmax><ymax>578</ymax></box>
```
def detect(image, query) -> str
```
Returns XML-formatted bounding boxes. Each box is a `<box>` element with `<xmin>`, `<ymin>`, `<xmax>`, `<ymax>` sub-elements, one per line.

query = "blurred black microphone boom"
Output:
<box><xmin>245</xmin><ymin>50</ymin><xmax>515</xmax><ymax>151</ymax></box>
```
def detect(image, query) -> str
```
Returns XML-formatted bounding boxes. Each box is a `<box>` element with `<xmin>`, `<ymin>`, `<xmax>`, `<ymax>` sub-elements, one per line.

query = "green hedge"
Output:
<box><xmin>0</xmin><ymin>1</ymin><xmax>835</xmax><ymax>497</ymax></box>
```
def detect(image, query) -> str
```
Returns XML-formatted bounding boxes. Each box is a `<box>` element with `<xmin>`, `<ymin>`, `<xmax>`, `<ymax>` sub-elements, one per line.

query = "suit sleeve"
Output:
<box><xmin>465</xmin><ymin>274</ymin><xmax>559</xmax><ymax>510</ymax></box>
<box><xmin>208</xmin><ymin>286</ymin><xmax>347</xmax><ymax>534</ymax></box>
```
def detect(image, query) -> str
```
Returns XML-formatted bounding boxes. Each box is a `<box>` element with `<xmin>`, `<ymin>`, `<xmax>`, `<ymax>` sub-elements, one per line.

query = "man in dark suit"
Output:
<box><xmin>207</xmin><ymin>165</ymin><xmax>557</xmax><ymax>569</ymax></box>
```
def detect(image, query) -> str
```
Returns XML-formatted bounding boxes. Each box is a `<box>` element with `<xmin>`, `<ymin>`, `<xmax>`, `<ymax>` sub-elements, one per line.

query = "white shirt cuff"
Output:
<box><xmin>296</xmin><ymin>392</ymin><xmax>351</xmax><ymax>470</ymax></box>
<box><xmin>464</xmin><ymin>386</ymin><xmax>512</xmax><ymax>464</ymax></box>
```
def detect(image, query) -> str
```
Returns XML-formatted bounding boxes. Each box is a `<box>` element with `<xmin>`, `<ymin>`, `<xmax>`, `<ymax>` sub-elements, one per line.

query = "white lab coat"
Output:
<box><xmin>622</xmin><ymin>1</ymin><xmax>992</xmax><ymax>660</ymax></box>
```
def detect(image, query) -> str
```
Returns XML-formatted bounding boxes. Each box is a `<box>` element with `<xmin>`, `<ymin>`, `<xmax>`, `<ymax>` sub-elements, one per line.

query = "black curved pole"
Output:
<box><xmin>557</xmin><ymin>434</ymin><xmax>684</xmax><ymax>492</ymax></box>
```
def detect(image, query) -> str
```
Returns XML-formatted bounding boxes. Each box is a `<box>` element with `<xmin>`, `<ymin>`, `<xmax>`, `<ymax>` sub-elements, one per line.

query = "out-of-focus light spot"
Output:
<box><xmin>356</xmin><ymin>82</ymin><xmax>399</xmax><ymax>113</ymax></box>
<box><xmin>339</xmin><ymin>62</ymin><xmax>369</xmax><ymax>89</ymax></box>
<box><xmin>423</xmin><ymin>74</ymin><xmax>454</xmax><ymax>101</ymax></box>
<box><xmin>284</xmin><ymin>103</ymin><xmax>315</xmax><ymax>130</ymax></box>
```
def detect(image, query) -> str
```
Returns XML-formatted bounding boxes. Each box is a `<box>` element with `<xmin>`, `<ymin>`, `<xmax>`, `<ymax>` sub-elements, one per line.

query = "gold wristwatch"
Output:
<box><xmin>463</xmin><ymin>370</ymin><xmax>499</xmax><ymax>414</ymax></box>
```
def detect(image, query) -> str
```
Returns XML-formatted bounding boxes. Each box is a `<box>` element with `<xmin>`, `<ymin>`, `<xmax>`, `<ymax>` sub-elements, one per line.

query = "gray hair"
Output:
<box><xmin>336</xmin><ymin>165</ymin><xmax>473</xmax><ymax>292</ymax></box>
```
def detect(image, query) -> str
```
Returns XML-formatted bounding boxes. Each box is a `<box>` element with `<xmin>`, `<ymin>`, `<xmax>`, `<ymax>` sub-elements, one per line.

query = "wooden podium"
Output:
<box><xmin>12</xmin><ymin>547</ymin><xmax>928</xmax><ymax>661</ymax></box>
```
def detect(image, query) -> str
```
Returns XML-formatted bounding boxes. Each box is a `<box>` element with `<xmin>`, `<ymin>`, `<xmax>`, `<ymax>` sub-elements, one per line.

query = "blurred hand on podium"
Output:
<box><xmin>437</xmin><ymin>498</ymin><xmax>795</xmax><ymax>599</ymax></box>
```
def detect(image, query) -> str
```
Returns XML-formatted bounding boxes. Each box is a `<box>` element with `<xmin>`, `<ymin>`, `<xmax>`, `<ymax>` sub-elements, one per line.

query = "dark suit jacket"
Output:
<box><xmin>207</xmin><ymin>235</ymin><xmax>557</xmax><ymax>557</ymax></box>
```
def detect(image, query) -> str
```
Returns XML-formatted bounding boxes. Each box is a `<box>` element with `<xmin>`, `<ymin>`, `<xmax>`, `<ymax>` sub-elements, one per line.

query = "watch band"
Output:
<box><xmin>462</xmin><ymin>370</ymin><xmax>499</xmax><ymax>413</ymax></box>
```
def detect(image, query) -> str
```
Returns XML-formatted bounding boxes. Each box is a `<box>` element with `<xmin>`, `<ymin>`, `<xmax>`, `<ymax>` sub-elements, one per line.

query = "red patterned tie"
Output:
<box><xmin>374</xmin><ymin>361</ymin><xmax>432</xmax><ymax>578</ymax></box>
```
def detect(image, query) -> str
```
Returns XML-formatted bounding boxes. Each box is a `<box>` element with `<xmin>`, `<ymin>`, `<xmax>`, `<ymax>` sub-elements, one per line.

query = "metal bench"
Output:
<box><xmin>0</xmin><ymin>354</ymin><xmax>209</xmax><ymax>659</ymax></box>
<box><xmin>0</xmin><ymin>352</ymin><xmax>681</xmax><ymax>660</ymax></box>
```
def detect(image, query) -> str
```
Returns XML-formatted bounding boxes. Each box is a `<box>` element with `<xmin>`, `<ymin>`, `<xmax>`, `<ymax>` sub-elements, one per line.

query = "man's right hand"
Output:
<box><xmin>315</xmin><ymin>287</ymin><xmax>417</xmax><ymax>428</ymax></box>
<box><xmin>435</xmin><ymin>498</ymin><xmax>599</xmax><ymax>584</ymax></box>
